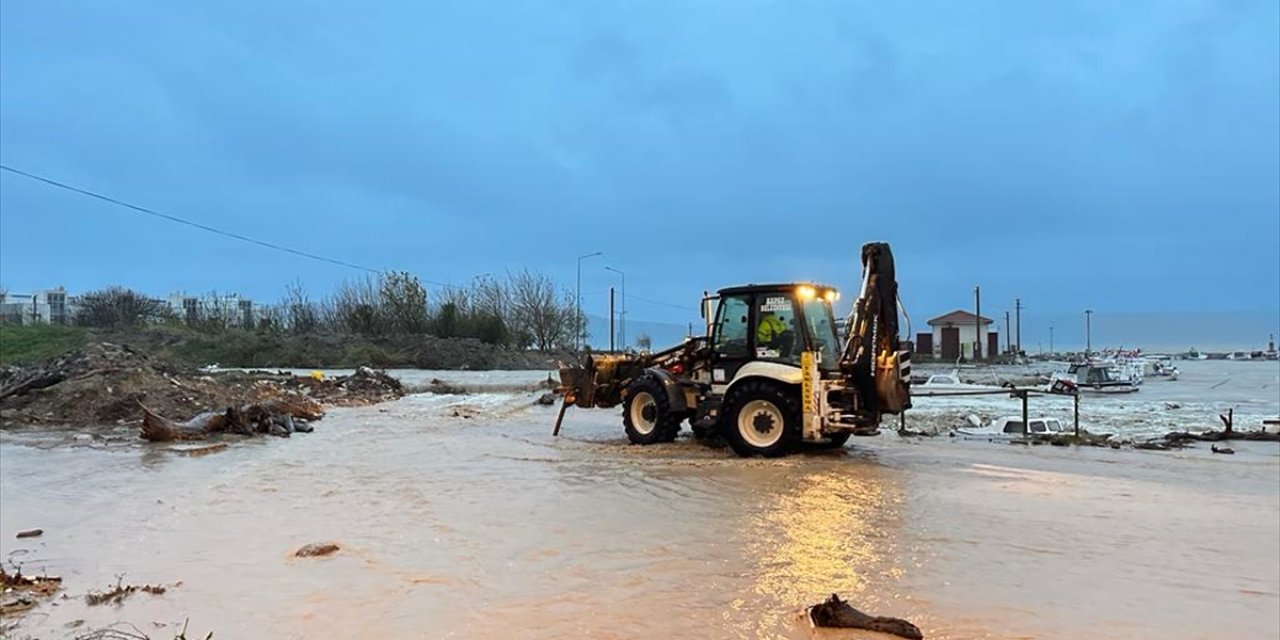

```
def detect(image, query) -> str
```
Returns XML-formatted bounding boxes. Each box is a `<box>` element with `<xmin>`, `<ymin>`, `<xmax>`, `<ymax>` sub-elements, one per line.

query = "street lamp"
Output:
<box><xmin>604</xmin><ymin>266</ymin><xmax>626</xmax><ymax>349</ymax></box>
<box><xmin>1049</xmin><ymin>326</ymin><xmax>1054</xmax><ymax>355</ymax></box>
<box><xmin>576</xmin><ymin>251</ymin><xmax>603</xmax><ymax>350</ymax></box>
<box><xmin>1084</xmin><ymin>309</ymin><xmax>1094</xmax><ymax>357</ymax></box>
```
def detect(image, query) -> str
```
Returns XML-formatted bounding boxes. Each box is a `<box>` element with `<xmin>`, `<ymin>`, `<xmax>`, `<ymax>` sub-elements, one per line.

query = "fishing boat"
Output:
<box><xmin>1045</xmin><ymin>363</ymin><xmax>1139</xmax><ymax>394</ymax></box>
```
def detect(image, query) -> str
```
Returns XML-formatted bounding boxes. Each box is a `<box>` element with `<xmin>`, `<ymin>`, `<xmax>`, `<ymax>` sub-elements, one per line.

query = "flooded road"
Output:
<box><xmin>2</xmin><ymin>367</ymin><xmax>1278</xmax><ymax>639</ymax></box>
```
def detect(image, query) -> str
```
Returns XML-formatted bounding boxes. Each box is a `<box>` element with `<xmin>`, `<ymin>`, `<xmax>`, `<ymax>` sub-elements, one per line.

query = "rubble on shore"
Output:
<box><xmin>0</xmin><ymin>343</ymin><xmax>404</xmax><ymax>441</ymax></box>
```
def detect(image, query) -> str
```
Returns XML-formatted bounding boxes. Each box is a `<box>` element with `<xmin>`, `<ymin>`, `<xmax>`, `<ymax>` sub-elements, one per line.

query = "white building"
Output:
<box><xmin>0</xmin><ymin>288</ymin><xmax>72</xmax><ymax>325</ymax></box>
<box><xmin>926</xmin><ymin>310</ymin><xmax>994</xmax><ymax>360</ymax></box>
<box><xmin>165</xmin><ymin>292</ymin><xmax>255</xmax><ymax>327</ymax></box>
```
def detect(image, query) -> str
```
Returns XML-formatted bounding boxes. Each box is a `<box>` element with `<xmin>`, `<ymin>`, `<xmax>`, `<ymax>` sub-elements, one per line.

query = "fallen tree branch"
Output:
<box><xmin>808</xmin><ymin>593</ymin><xmax>923</xmax><ymax>639</ymax></box>
<box><xmin>0</xmin><ymin>371</ymin><xmax>66</xmax><ymax>401</ymax></box>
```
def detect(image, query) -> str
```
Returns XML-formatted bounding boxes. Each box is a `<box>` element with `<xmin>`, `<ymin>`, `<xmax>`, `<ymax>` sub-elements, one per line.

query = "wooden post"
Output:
<box><xmin>1073</xmin><ymin>392</ymin><xmax>1080</xmax><ymax>437</ymax></box>
<box><xmin>1021</xmin><ymin>391</ymin><xmax>1029</xmax><ymax>436</ymax></box>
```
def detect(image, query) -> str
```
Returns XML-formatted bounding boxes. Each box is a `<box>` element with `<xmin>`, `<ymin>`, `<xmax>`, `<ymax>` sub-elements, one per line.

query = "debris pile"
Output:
<box><xmin>0</xmin><ymin>343</ymin><xmax>405</xmax><ymax>435</ymax></box>
<box><xmin>283</xmin><ymin>366</ymin><xmax>404</xmax><ymax>405</ymax></box>
<box><xmin>1</xmin><ymin>565</ymin><xmax>62</xmax><ymax>617</ymax></box>
<box><xmin>84</xmin><ymin>578</ymin><xmax>171</xmax><ymax>607</ymax></box>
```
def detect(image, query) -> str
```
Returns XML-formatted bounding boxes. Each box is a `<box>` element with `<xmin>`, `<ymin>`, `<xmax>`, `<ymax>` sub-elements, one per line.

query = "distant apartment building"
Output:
<box><xmin>165</xmin><ymin>292</ymin><xmax>255</xmax><ymax>327</ymax></box>
<box><xmin>0</xmin><ymin>287</ymin><xmax>73</xmax><ymax>325</ymax></box>
<box><xmin>0</xmin><ymin>287</ymin><xmax>255</xmax><ymax>327</ymax></box>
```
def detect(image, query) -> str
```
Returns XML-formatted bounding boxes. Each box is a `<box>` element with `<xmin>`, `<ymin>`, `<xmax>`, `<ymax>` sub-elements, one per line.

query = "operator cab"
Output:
<box><xmin>703</xmin><ymin>283</ymin><xmax>842</xmax><ymax>384</ymax></box>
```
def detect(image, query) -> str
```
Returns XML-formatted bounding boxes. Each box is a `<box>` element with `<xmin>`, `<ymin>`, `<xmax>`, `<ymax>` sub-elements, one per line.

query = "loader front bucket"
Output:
<box><xmin>558</xmin><ymin>353</ymin><xmax>645</xmax><ymax>409</ymax></box>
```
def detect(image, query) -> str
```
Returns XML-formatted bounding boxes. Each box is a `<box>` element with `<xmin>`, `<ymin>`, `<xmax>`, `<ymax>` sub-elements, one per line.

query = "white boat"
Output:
<box><xmin>915</xmin><ymin>371</ymin><xmax>1006</xmax><ymax>396</ymax></box>
<box><xmin>1143</xmin><ymin>360</ymin><xmax>1179</xmax><ymax>381</ymax></box>
<box><xmin>954</xmin><ymin>415</ymin><xmax>1067</xmax><ymax>438</ymax></box>
<box><xmin>1045</xmin><ymin>363</ymin><xmax>1140</xmax><ymax>394</ymax></box>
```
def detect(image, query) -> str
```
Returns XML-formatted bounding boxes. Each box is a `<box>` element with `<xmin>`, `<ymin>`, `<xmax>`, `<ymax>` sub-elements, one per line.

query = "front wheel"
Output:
<box><xmin>720</xmin><ymin>380</ymin><xmax>800</xmax><ymax>457</ymax></box>
<box><xmin>623</xmin><ymin>377</ymin><xmax>681</xmax><ymax>444</ymax></box>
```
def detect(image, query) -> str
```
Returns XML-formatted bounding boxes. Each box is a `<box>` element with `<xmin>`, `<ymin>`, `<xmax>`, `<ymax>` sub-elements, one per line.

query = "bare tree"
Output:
<box><xmin>508</xmin><ymin>269</ymin><xmax>574</xmax><ymax>351</ymax></box>
<box><xmin>283</xmin><ymin>280</ymin><xmax>319</xmax><ymax>334</ymax></box>
<box><xmin>256</xmin><ymin>303</ymin><xmax>285</xmax><ymax>333</ymax></box>
<box><xmin>472</xmin><ymin>275</ymin><xmax>507</xmax><ymax>323</ymax></box>
<box><xmin>193</xmin><ymin>291</ymin><xmax>236</xmax><ymax>333</ymax></box>
<box><xmin>635</xmin><ymin>333</ymin><xmax>652</xmax><ymax>351</ymax></box>
<box><xmin>329</xmin><ymin>276</ymin><xmax>382</xmax><ymax>334</ymax></box>
<box><xmin>74</xmin><ymin>287</ymin><xmax>170</xmax><ymax>328</ymax></box>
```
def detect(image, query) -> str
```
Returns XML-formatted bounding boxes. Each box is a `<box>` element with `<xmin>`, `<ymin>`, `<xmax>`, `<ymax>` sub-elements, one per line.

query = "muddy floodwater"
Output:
<box><xmin>2</xmin><ymin>362</ymin><xmax>1278</xmax><ymax>639</ymax></box>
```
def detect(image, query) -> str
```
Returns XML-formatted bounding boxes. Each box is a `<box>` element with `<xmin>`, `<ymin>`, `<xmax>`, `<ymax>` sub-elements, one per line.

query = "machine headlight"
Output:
<box><xmin>797</xmin><ymin>285</ymin><xmax>816</xmax><ymax>299</ymax></box>
<box><xmin>823</xmin><ymin>290</ymin><xmax>839</xmax><ymax>302</ymax></box>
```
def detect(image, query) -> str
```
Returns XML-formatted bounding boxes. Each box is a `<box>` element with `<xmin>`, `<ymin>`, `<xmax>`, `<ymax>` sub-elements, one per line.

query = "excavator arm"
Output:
<box><xmin>840</xmin><ymin>242</ymin><xmax>911</xmax><ymax>419</ymax></box>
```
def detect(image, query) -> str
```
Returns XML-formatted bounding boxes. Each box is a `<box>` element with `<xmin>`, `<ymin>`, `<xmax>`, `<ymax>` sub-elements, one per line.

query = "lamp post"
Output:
<box><xmin>1049</xmin><ymin>326</ymin><xmax>1054</xmax><ymax>355</ymax></box>
<box><xmin>604</xmin><ymin>266</ymin><xmax>626</xmax><ymax>349</ymax></box>
<box><xmin>1084</xmin><ymin>309</ymin><xmax>1094</xmax><ymax>357</ymax></box>
<box><xmin>576</xmin><ymin>251</ymin><xmax>603</xmax><ymax>350</ymax></box>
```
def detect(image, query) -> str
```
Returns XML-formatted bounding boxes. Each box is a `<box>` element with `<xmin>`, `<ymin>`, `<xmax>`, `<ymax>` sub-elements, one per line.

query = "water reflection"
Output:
<box><xmin>744</xmin><ymin>466</ymin><xmax>904</xmax><ymax>631</ymax></box>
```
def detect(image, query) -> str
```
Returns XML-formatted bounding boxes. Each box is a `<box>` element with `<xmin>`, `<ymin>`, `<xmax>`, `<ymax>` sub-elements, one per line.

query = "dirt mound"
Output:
<box><xmin>0</xmin><ymin>343</ymin><xmax>404</xmax><ymax>429</ymax></box>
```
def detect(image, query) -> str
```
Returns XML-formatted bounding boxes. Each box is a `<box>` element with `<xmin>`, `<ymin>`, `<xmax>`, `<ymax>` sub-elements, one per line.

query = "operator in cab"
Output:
<box><xmin>757</xmin><ymin>311</ymin><xmax>787</xmax><ymax>346</ymax></box>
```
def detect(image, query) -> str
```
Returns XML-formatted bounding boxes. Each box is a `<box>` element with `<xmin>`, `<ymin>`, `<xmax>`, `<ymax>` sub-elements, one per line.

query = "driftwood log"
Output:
<box><xmin>809</xmin><ymin>594</ymin><xmax>923</xmax><ymax>640</ymax></box>
<box><xmin>1157</xmin><ymin>409</ymin><xmax>1280</xmax><ymax>445</ymax></box>
<box><xmin>140</xmin><ymin>398</ymin><xmax>323</xmax><ymax>442</ymax></box>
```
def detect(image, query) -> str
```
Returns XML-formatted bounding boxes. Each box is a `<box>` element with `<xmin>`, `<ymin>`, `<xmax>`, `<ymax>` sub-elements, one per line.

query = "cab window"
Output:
<box><xmin>713</xmin><ymin>295</ymin><xmax>750</xmax><ymax>357</ymax></box>
<box><xmin>754</xmin><ymin>294</ymin><xmax>800</xmax><ymax>363</ymax></box>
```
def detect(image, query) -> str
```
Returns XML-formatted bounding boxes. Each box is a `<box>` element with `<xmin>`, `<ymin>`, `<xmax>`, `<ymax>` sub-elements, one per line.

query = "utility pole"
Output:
<box><xmin>974</xmin><ymin>286</ymin><xmax>982</xmax><ymax>360</ymax></box>
<box><xmin>609</xmin><ymin>287</ymin><xmax>616</xmax><ymax>352</ymax></box>
<box><xmin>1015</xmin><ymin>298</ymin><xmax>1022</xmax><ymax>355</ymax></box>
<box><xmin>1004</xmin><ymin>311</ymin><xmax>1011</xmax><ymax>354</ymax></box>
<box><xmin>604</xmin><ymin>266</ymin><xmax>626</xmax><ymax>349</ymax></box>
<box><xmin>1050</xmin><ymin>326</ymin><xmax>1054</xmax><ymax>355</ymax></box>
<box><xmin>1085</xmin><ymin>309</ymin><xmax>1094</xmax><ymax>357</ymax></box>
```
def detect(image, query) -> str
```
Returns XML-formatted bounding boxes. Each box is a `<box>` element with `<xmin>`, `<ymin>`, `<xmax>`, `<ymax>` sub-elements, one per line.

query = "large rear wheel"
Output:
<box><xmin>721</xmin><ymin>380</ymin><xmax>800</xmax><ymax>457</ymax></box>
<box><xmin>623</xmin><ymin>377</ymin><xmax>681</xmax><ymax>444</ymax></box>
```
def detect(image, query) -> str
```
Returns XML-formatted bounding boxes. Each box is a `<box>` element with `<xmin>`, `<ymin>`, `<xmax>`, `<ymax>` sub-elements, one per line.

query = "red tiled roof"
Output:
<box><xmin>927</xmin><ymin>310</ymin><xmax>993</xmax><ymax>326</ymax></box>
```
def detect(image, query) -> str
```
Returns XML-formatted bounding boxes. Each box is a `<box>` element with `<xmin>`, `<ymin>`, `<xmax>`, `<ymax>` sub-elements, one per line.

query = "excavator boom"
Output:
<box><xmin>840</xmin><ymin>242</ymin><xmax>911</xmax><ymax>417</ymax></box>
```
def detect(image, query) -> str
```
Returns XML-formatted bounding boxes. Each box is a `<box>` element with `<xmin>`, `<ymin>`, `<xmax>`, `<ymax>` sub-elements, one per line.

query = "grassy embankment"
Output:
<box><xmin>0</xmin><ymin>324</ymin><xmax>92</xmax><ymax>366</ymax></box>
<box><xmin>0</xmin><ymin>324</ymin><xmax>559</xmax><ymax>370</ymax></box>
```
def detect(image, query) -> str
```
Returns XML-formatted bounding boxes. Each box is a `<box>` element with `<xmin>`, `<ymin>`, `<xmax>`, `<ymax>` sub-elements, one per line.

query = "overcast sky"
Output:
<box><xmin>2</xmin><ymin>1</ymin><xmax>1277</xmax><ymax>349</ymax></box>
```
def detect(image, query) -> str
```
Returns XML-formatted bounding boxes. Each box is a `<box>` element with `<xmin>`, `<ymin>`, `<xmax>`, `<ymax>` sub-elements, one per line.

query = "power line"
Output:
<box><xmin>0</xmin><ymin>164</ymin><xmax>689</xmax><ymax>301</ymax></box>
<box><xmin>1</xmin><ymin>164</ymin><xmax>383</xmax><ymax>274</ymax></box>
<box><xmin>628</xmin><ymin>293</ymin><xmax>697</xmax><ymax>312</ymax></box>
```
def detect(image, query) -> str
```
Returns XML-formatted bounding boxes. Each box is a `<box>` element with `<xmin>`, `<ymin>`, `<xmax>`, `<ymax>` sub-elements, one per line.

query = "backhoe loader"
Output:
<box><xmin>555</xmin><ymin>242</ymin><xmax>911</xmax><ymax>457</ymax></box>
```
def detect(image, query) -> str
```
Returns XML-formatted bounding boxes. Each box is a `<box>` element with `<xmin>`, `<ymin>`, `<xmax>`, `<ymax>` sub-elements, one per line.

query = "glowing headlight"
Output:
<box><xmin>797</xmin><ymin>285</ymin><xmax>816</xmax><ymax>299</ymax></box>
<box><xmin>823</xmin><ymin>290</ymin><xmax>839</xmax><ymax>302</ymax></box>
